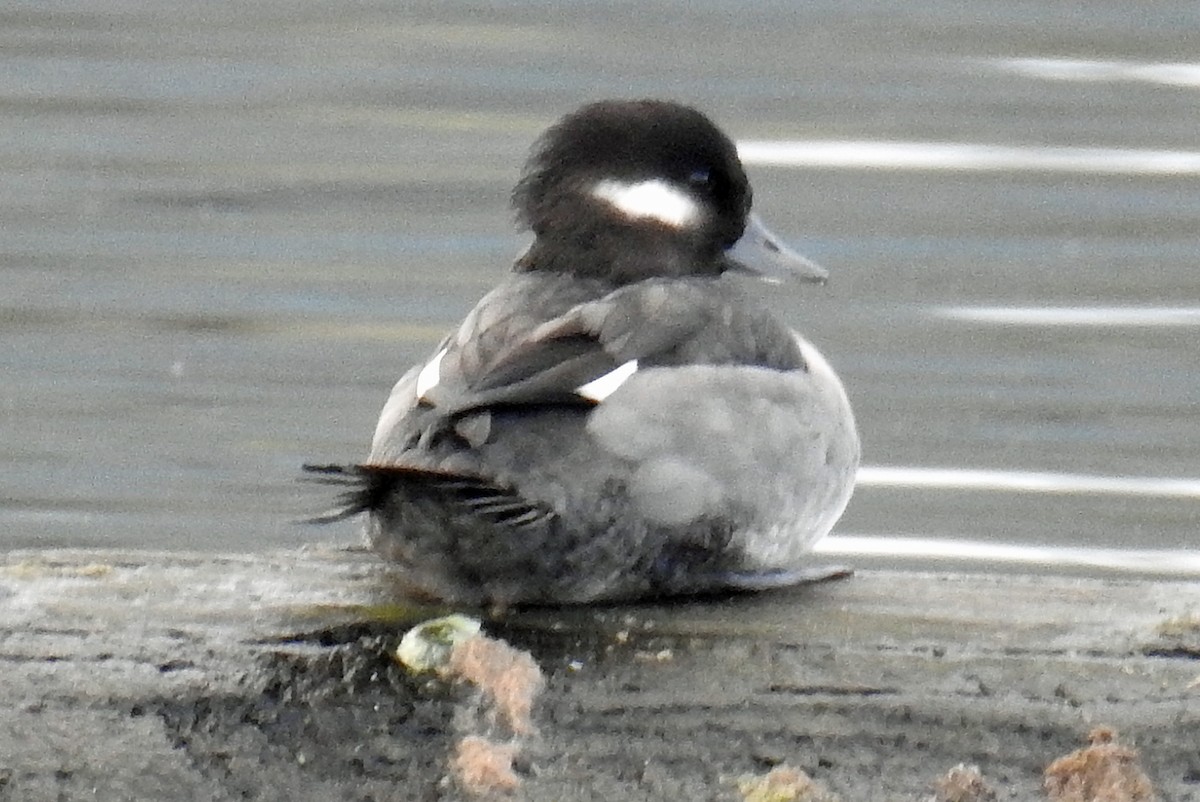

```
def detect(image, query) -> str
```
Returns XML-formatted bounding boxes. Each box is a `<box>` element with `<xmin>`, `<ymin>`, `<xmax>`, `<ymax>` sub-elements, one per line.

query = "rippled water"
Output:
<box><xmin>3</xmin><ymin>1</ymin><xmax>1198</xmax><ymax>574</ymax></box>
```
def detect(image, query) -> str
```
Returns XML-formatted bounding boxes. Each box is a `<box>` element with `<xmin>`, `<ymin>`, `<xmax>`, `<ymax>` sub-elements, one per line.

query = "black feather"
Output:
<box><xmin>300</xmin><ymin>463</ymin><xmax>554</xmax><ymax>530</ymax></box>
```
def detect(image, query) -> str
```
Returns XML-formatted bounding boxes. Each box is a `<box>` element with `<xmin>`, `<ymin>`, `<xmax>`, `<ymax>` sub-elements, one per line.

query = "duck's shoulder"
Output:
<box><xmin>559</xmin><ymin>276</ymin><xmax>807</xmax><ymax>372</ymax></box>
<box><xmin>453</xmin><ymin>272</ymin><xmax>610</xmax><ymax>343</ymax></box>
<box><xmin>386</xmin><ymin>273</ymin><xmax>809</xmax><ymax>435</ymax></box>
<box><xmin>452</xmin><ymin>274</ymin><xmax>808</xmax><ymax>391</ymax></box>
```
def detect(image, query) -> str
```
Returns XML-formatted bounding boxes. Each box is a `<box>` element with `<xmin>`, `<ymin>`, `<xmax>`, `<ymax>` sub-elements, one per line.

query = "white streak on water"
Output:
<box><xmin>737</xmin><ymin>140</ymin><xmax>1200</xmax><ymax>175</ymax></box>
<box><xmin>936</xmin><ymin>306</ymin><xmax>1200</xmax><ymax>327</ymax></box>
<box><xmin>856</xmin><ymin>466</ymin><xmax>1200</xmax><ymax>499</ymax></box>
<box><xmin>991</xmin><ymin>57</ymin><xmax>1200</xmax><ymax>89</ymax></box>
<box><xmin>815</xmin><ymin>535</ymin><xmax>1200</xmax><ymax>577</ymax></box>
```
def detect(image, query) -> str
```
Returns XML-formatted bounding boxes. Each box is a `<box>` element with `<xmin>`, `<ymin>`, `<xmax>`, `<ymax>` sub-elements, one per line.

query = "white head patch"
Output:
<box><xmin>591</xmin><ymin>179</ymin><xmax>702</xmax><ymax>229</ymax></box>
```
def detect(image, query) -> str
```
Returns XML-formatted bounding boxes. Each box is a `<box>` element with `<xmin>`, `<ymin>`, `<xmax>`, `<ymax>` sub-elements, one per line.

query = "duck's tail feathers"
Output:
<box><xmin>300</xmin><ymin>462</ymin><xmax>555</xmax><ymax>530</ymax></box>
<box><xmin>300</xmin><ymin>463</ymin><xmax>387</xmax><ymax>523</ymax></box>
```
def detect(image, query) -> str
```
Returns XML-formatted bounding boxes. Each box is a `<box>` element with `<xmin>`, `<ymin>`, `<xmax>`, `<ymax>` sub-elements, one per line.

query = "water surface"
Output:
<box><xmin>3</xmin><ymin>1</ymin><xmax>1197</xmax><ymax>574</ymax></box>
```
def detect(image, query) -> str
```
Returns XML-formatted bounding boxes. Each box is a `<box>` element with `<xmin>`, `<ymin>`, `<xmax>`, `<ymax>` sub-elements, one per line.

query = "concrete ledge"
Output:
<box><xmin>2</xmin><ymin>547</ymin><xmax>1197</xmax><ymax>800</ymax></box>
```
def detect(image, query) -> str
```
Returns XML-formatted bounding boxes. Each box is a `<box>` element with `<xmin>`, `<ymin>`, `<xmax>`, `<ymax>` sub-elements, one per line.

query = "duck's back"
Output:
<box><xmin>362</xmin><ymin>271</ymin><xmax>858</xmax><ymax>605</ymax></box>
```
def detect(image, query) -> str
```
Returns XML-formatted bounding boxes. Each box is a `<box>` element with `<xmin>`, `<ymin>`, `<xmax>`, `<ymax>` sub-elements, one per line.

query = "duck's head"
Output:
<box><xmin>512</xmin><ymin>99</ymin><xmax>827</xmax><ymax>285</ymax></box>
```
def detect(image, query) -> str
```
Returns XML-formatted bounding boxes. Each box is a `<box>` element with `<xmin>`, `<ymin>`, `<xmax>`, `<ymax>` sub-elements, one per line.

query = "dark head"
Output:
<box><xmin>512</xmin><ymin>99</ymin><xmax>827</xmax><ymax>285</ymax></box>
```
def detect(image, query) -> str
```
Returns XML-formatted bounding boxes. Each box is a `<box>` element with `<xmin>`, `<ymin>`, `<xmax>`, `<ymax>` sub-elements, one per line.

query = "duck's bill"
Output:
<box><xmin>725</xmin><ymin>213</ymin><xmax>828</xmax><ymax>284</ymax></box>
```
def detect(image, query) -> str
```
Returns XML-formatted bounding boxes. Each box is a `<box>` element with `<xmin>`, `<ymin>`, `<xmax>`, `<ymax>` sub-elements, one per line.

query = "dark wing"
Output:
<box><xmin>420</xmin><ymin>276</ymin><xmax>806</xmax><ymax>416</ymax></box>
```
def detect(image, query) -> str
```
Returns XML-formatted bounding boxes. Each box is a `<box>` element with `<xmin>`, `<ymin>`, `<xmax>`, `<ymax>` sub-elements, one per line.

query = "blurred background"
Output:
<box><xmin>3</xmin><ymin>1</ymin><xmax>1197</xmax><ymax>573</ymax></box>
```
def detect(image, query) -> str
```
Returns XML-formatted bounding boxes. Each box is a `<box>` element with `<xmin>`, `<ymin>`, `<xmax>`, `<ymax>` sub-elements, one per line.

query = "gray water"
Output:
<box><xmin>3</xmin><ymin>2</ymin><xmax>1198</xmax><ymax>572</ymax></box>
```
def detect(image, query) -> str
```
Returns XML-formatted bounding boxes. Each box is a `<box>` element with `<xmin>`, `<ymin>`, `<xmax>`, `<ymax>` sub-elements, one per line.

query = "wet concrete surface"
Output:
<box><xmin>1</xmin><ymin>549</ymin><xmax>1197</xmax><ymax>800</ymax></box>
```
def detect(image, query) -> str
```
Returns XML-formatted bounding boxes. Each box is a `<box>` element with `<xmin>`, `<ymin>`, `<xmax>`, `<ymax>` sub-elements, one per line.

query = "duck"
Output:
<box><xmin>305</xmin><ymin>99</ymin><xmax>859</xmax><ymax>607</ymax></box>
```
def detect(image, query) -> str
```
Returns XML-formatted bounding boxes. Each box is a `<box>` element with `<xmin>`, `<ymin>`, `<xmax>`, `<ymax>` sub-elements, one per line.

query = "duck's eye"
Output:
<box><xmin>687</xmin><ymin>167</ymin><xmax>712</xmax><ymax>186</ymax></box>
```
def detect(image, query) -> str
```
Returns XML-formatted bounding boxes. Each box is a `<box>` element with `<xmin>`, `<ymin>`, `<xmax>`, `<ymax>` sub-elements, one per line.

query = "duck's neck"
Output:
<box><xmin>513</xmin><ymin>229</ymin><xmax>724</xmax><ymax>284</ymax></box>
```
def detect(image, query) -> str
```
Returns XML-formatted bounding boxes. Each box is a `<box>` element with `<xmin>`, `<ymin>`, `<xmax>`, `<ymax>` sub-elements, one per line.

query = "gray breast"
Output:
<box><xmin>584</xmin><ymin>333</ymin><xmax>859</xmax><ymax>567</ymax></box>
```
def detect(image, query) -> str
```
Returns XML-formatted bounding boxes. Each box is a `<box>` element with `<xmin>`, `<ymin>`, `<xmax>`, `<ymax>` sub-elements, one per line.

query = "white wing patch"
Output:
<box><xmin>591</xmin><ymin>179</ymin><xmax>702</xmax><ymax>229</ymax></box>
<box><xmin>575</xmin><ymin>359</ymin><xmax>639</xmax><ymax>402</ymax></box>
<box><xmin>416</xmin><ymin>347</ymin><xmax>448</xmax><ymax>403</ymax></box>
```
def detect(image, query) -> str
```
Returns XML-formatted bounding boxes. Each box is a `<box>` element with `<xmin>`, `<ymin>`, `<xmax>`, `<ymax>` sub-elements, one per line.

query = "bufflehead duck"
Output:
<box><xmin>307</xmin><ymin>99</ymin><xmax>859</xmax><ymax>607</ymax></box>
